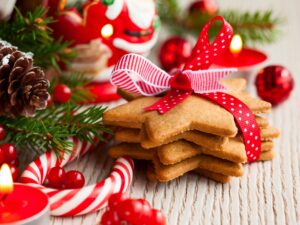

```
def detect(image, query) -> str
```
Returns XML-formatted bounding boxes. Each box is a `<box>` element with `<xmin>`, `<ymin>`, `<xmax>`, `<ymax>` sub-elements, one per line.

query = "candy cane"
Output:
<box><xmin>20</xmin><ymin>137</ymin><xmax>134</xmax><ymax>216</ymax></box>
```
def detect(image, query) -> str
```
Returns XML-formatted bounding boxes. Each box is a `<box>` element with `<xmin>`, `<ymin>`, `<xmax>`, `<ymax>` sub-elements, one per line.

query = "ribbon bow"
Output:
<box><xmin>110</xmin><ymin>16</ymin><xmax>262</xmax><ymax>163</ymax></box>
<box><xmin>111</xmin><ymin>16</ymin><xmax>237</xmax><ymax>113</ymax></box>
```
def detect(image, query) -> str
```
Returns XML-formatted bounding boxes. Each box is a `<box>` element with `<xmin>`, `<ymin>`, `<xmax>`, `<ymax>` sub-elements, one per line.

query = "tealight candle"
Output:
<box><xmin>0</xmin><ymin>164</ymin><xmax>50</xmax><ymax>225</ymax></box>
<box><xmin>214</xmin><ymin>34</ymin><xmax>268</xmax><ymax>87</ymax></box>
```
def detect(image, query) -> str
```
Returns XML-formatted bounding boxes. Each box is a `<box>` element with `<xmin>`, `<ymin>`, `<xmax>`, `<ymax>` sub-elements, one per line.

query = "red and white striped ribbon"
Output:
<box><xmin>111</xmin><ymin>53</ymin><xmax>236</xmax><ymax>96</ymax></box>
<box><xmin>20</xmin><ymin>138</ymin><xmax>134</xmax><ymax>216</ymax></box>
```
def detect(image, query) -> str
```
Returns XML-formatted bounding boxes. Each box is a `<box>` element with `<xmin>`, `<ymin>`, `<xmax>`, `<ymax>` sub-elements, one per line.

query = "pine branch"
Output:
<box><xmin>157</xmin><ymin>0</ymin><xmax>282</xmax><ymax>45</ymax></box>
<box><xmin>0</xmin><ymin>74</ymin><xmax>111</xmax><ymax>156</ymax></box>
<box><xmin>0</xmin><ymin>103</ymin><xmax>111</xmax><ymax>156</ymax></box>
<box><xmin>0</xmin><ymin>7</ymin><xmax>75</xmax><ymax>69</ymax></box>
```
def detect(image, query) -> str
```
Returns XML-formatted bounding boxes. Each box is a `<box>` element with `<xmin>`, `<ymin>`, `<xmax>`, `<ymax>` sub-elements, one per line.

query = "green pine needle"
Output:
<box><xmin>157</xmin><ymin>0</ymin><xmax>282</xmax><ymax>45</ymax></box>
<box><xmin>0</xmin><ymin>6</ymin><xmax>75</xmax><ymax>69</ymax></box>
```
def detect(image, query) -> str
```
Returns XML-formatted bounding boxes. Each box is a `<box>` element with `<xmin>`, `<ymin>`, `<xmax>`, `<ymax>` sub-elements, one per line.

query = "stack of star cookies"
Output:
<box><xmin>103</xmin><ymin>78</ymin><xmax>280</xmax><ymax>183</ymax></box>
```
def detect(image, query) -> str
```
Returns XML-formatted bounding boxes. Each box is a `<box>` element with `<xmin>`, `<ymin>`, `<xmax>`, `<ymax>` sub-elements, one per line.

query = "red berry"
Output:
<box><xmin>47</xmin><ymin>95</ymin><xmax>53</xmax><ymax>106</ymax></box>
<box><xmin>0</xmin><ymin>148</ymin><xmax>5</xmax><ymax>165</ymax></box>
<box><xmin>10</xmin><ymin>165</ymin><xmax>19</xmax><ymax>182</ymax></box>
<box><xmin>1</xmin><ymin>144</ymin><xmax>17</xmax><ymax>163</ymax></box>
<box><xmin>53</xmin><ymin>84</ymin><xmax>72</xmax><ymax>103</ymax></box>
<box><xmin>47</xmin><ymin>166</ymin><xmax>66</xmax><ymax>189</ymax></box>
<box><xmin>64</xmin><ymin>170</ymin><xmax>85</xmax><ymax>189</ymax></box>
<box><xmin>149</xmin><ymin>209</ymin><xmax>166</xmax><ymax>225</ymax></box>
<box><xmin>137</xmin><ymin>199</ymin><xmax>152</xmax><ymax>224</ymax></box>
<box><xmin>101</xmin><ymin>210</ymin><xmax>121</xmax><ymax>225</ymax></box>
<box><xmin>116</xmin><ymin>199</ymin><xmax>145</xmax><ymax>225</ymax></box>
<box><xmin>0</xmin><ymin>125</ymin><xmax>5</xmax><ymax>141</ymax></box>
<box><xmin>108</xmin><ymin>193</ymin><xmax>127</xmax><ymax>209</ymax></box>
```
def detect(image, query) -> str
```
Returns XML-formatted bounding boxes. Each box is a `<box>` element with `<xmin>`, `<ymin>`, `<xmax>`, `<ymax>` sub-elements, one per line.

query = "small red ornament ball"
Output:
<box><xmin>0</xmin><ymin>148</ymin><xmax>5</xmax><ymax>164</ymax></box>
<box><xmin>1</xmin><ymin>143</ymin><xmax>17</xmax><ymax>163</ymax></box>
<box><xmin>10</xmin><ymin>165</ymin><xmax>19</xmax><ymax>182</ymax></box>
<box><xmin>64</xmin><ymin>170</ymin><xmax>85</xmax><ymax>189</ymax></box>
<box><xmin>189</xmin><ymin>0</ymin><xmax>218</xmax><ymax>16</ymax></box>
<box><xmin>255</xmin><ymin>65</ymin><xmax>294</xmax><ymax>105</ymax></box>
<box><xmin>0</xmin><ymin>124</ymin><xmax>5</xmax><ymax>141</ymax></box>
<box><xmin>47</xmin><ymin>166</ymin><xmax>66</xmax><ymax>189</ymax></box>
<box><xmin>159</xmin><ymin>36</ymin><xmax>193</xmax><ymax>72</ymax></box>
<box><xmin>53</xmin><ymin>84</ymin><xmax>72</xmax><ymax>103</ymax></box>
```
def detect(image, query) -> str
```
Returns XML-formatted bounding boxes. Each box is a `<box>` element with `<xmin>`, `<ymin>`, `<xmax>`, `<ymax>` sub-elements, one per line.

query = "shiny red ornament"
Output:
<box><xmin>64</xmin><ymin>170</ymin><xmax>85</xmax><ymax>189</ymax></box>
<box><xmin>189</xmin><ymin>0</ymin><xmax>218</xmax><ymax>16</ymax></box>
<box><xmin>255</xmin><ymin>65</ymin><xmax>294</xmax><ymax>105</ymax></box>
<box><xmin>53</xmin><ymin>84</ymin><xmax>72</xmax><ymax>103</ymax></box>
<box><xmin>0</xmin><ymin>124</ymin><xmax>5</xmax><ymax>141</ymax></box>
<box><xmin>46</xmin><ymin>166</ymin><xmax>66</xmax><ymax>189</ymax></box>
<box><xmin>83</xmin><ymin>82</ymin><xmax>120</xmax><ymax>104</ymax></box>
<box><xmin>1</xmin><ymin>143</ymin><xmax>17</xmax><ymax>163</ymax></box>
<box><xmin>159</xmin><ymin>36</ymin><xmax>193</xmax><ymax>72</ymax></box>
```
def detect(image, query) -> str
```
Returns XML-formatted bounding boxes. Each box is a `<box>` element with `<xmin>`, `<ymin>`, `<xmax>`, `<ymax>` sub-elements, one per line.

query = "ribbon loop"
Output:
<box><xmin>111</xmin><ymin>53</ymin><xmax>171</xmax><ymax>96</ymax></box>
<box><xmin>184</xmin><ymin>16</ymin><xmax>233</xmax><ymax>71</ymax></box>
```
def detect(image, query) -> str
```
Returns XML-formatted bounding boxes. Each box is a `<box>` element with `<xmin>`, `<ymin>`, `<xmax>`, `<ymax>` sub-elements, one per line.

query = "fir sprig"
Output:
<box><xmin>157</xmin><ymin>0</ymin><xmax>282</xmax><ymax>45</ymax></box>
<box><xmin>0</xmin><ymin>7</ymin><xmax>75</xmax><ymax>69</ymax></box>
<box><xmin>0</xmin><ymin>74</ymin><xmax>111</xmax><ymax>156</ymax></box>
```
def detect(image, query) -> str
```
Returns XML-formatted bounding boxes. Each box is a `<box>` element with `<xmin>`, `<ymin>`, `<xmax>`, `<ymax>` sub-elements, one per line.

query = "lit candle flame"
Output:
<box><xmin>0</xmin><ymin>164</ymin><xmax>14</xmax><ymax>194</ymax></box>
<box><xmin>230</xmin><ymin>34</ymin><xmax>243</xmax><ymax>54</ymax></box>
<box><xmin>101</xmin><ymin>24</ymin><xmax>114</xmax><ymax>38</ymax></box>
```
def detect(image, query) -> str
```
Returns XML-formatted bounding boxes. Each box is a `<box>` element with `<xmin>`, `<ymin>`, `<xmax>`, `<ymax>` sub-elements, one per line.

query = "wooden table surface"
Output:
<box><xmin>51</xmin><ymin>0</ymin><xmax>300</xmax><ymax>224</ymax></box>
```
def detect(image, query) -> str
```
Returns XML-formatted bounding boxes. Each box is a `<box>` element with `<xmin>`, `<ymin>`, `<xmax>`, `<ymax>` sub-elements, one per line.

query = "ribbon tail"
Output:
<box><xmin>144</xmin><ymin>90</ymin><xmax>192</xmax><ymax>114</ymax></box>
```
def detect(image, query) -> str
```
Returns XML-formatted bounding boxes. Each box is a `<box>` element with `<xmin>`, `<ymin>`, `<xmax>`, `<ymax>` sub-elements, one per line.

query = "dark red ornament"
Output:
<box><xmin>64</xmin><ymin>170</ymin><xmax>85</xmax><ymax>189</ymax></box>
<box><xmin>1</xmin><ymin>143</ymin><xmax>17</xmax><ymax>163</ymax></box>
<box><xmin>10</xmin><ymin>165</ymin><xmax>19</xmax><ymax>182</ymax></box>
<box><xmin>159</xmin><ymin>37</ymin><xmax>193</xmax><ymax>72</ymax></box>
<box><xmin>0</xmin><ymin>124</ymin><xmax>5</xmax><ymax>141</ymax></box>
<box><xmin>46</xmin><ymin>166</ymin><xmax>66</xmax><ymax>189</ymax></box>
<box><xmin>255</xmin><ymin>65</ymin><xmax>294</xmax><ymax>105</ymax></box>
<box><xmin>189</xmin><ymin>0</ymin><xmax>218</xmax><ymax>16</ymax></box>
<box><xmin>0</xmin><ymin>147</ymin><xmax>5</xmax><ymax>165</ymax></box>
<box><xmin>53</xmin><ymin>84</ymin><xmax>72</xmax><ymax>103</ymax></box>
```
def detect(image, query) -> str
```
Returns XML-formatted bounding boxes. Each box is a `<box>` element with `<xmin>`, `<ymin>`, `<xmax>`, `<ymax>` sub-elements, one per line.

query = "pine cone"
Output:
<box><xmin>0</xmin><ymin>41</ymin><xmax>49</xmax><ymax>117</ymax></box>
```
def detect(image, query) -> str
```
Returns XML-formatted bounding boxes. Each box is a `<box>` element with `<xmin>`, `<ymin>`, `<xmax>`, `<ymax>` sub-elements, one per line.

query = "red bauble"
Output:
<box><xmin>1</xmin><ymin>143</ymin><xmax>17</xmax><ymax>163</ymax></box>
<box><xmin>10</xmin><ymin>165</ymin><xmax>19</xmax><ymax>182</ymax></box>
<box><xmin>189</xmin><ymin>0</ymin><xmax>218</xmax><ymax>15</ymax></box>
<box><xmin>46</xmin><ymin>166</ymin><xmax>66</xmax><ymax>189</ymax></box>
<box><xmin>53</xmin><ymin>84</ymin><xmax>72</xmax><ymax>103</ymax></box>
<box><xmin>64</xmin><ymin>170</ymin><xmax>85</xmax><ymax>189</ymax></box>
<box><xmin>159</xmin><ymin>37</ymin><xmax>193</xmax><ymax>72</ymax></box>
<box><xmin>0</xmin><ymin>148</ymin><xmax>5</xmax><ymax>165</ymax></box>
<box><xmin>0</xmin><ymin>124</ymin><xmax>5</xmax><ymax>141</ymax></box>
<box><xmin>255</xmin><ymin>65</ymin><xmax>294</xmax><ymax>105</ymax></box>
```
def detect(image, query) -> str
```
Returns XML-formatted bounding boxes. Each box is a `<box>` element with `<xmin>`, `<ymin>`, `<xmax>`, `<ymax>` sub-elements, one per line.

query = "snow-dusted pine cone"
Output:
<box><xmin>0</xmin><ymin>41</ymin><xmax>49</xmax><ymax>117</ymax></box>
